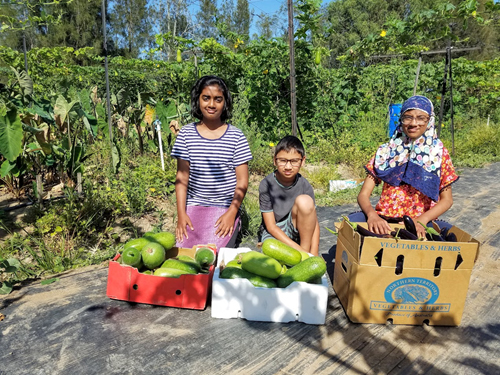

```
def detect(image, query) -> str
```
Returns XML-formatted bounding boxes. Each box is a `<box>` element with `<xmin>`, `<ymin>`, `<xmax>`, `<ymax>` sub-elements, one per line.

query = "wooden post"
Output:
<box><xmin>194</xmin><ymin>53</ymin><xmax>198</xmax><ymax>80</ymax></box>
<box><xmin>36</xmin><ymin>175</ymin><xmax>43</xmax><ymax>205</ymax></box>
<box><xmin>101</xmin><ymin>0</ymin><xmax>113</xmax><ymax>150</ymax></box>
<box><xmin>77</xmin><ymin>172</ymin><xmax>83</xmax><ymax>194</ymax></box>
<box><xmin>437</xmin><ymin>46</ymin><xmax>450</xmax><ymax>138</ymax></box>
<box><xmin>22</xmin><ymin>9</ymin><xmax>29</xmax><ymax>74</ymax></box>
<box><xmin>448</xmin><ymin>47</ymin><xmax>455</xmax><ymax>156</ymax></box>
<box><xmin>413</xmin><ymin>54</ymin><xmax>422</xmax><ymax>96</ymax></box>
<box><xmin>287</xmin><ymin>0</ymin><xmax>298</xmax><ymax>137</ymax></box>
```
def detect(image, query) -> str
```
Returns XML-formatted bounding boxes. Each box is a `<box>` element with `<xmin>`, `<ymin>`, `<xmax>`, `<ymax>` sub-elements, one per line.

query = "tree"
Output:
<box><xmin>333</xmin><ymin>0</ymin><xmax>500</xmax><ymax>64</ymax></box>
<box><xmin>148</xmin><ymin>0</ymin><xmax>195</xmax><ymax>60</ymax></box>
<box><xmin>233</xmin><ymin>0</ymin><xmax>251</xmax><ymax>37</ymax></box>
<box><xmin>0</xmin><ymin>0</ymin><xmax>69</xmax><ymax>51</ymax></box>
<box><xmin>110</xmin><ymin>0</ymin><xmax>151</xmax><ymax>58</ymax></box>
<box><xmin>0</xmin><ymin>1</ymin><xmax>25</xmax><ymax>50</ymax></box>
<box><xmin>253</xmin><ymin>3</ymin><xmax>287</xmax><ymax>40</ymax></box>
<box><xmin>196</xmin><ymin>0</ymin><xmax>218</xmax><ymax>39</ymax></box>
<box><xmin>254</xmin><ymin>13</ymin><xmax>276</xmax><ymax>40</ymax></box>
<box><xmin>37</xmin><ymin>0</ymin><xmax>107</xmax><ymax>52</ymax></box>
<box><xmin>323</xmin><ymin>0</ymin><xmax>409</xmax><ymax>63</ymax></box>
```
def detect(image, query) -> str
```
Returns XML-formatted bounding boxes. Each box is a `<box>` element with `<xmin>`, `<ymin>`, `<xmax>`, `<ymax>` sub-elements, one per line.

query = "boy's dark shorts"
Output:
<box><xmin>260</xmin><ymin>211</ymin><xmax>300</xmax><ymax>243</ymax></box>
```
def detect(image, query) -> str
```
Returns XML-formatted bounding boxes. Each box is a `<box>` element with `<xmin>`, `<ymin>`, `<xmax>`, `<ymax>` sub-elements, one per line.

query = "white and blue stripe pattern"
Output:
<box><xmin>171</xmin><ymin>123</ymin><xmax>252</xmax><ymax>207</ymax></box>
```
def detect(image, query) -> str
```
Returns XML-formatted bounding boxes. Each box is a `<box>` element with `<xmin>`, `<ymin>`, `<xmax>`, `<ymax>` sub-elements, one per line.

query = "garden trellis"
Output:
<box><xmin>415</xmin><ymin>46</ymin><xmax>481</xmax><ymax>156</ymax></box>
<box><xmin>372</xmin><ymin>45</ymin><xmax>482</xmax><ymax>156</ymax></box>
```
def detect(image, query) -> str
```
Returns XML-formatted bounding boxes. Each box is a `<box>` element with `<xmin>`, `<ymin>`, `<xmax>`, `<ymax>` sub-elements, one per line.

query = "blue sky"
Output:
<box><xmin>248</xmin><ymin>0</ymin><xmax>287</xmax><ymax>35</ymax></box>
<box><xmin>188</xmin><ymin>0</ymin><xmax>303</xmax><ymax>37</ymax></box>
<box><xmin>248</xmin><ymin>0</ymin><xmax>284</xmax><ymax>16</ymax></box>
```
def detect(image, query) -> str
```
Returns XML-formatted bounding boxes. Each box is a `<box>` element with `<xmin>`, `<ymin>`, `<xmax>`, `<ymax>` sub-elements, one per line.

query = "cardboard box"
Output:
<box><xmin>211</xmin><ymin>247</ymin><xmax>329</xmax><ymax>324</ymax></box>
<box><xmin>333</xmin><ymin>221</ymin><xmax>480</xmax><ymax>326</ymax></box>
<box><xmin>106</xmin><ymin>245</ymin><xmax>216</xmax><ymax>310</ymax></box>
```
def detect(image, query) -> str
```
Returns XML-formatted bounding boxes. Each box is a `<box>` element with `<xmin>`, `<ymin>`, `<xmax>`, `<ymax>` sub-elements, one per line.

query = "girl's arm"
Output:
<box><xmin>214</xmin><ymin>162</ymin><xmax>249</xmax><ymax>238</ymax></box>
<box><xmin>175</xmin><ymin>159</ymin><xmax>193</xmax><ymax>242</ymax></box>
<box><xmin>414</xmin><ymin>185</ymin><xmax>453</xmax><ymax>238</ymax></box>
<box><xmin>357</xmin><ymin>175</ymin><xmax>392</xmax><ymax>235</ymax></box>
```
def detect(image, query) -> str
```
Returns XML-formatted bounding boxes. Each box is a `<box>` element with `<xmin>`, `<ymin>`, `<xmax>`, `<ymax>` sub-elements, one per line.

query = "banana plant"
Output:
<box><xmin>0</xmin><ymin>67</ymin><xmax>33</xmax><ymax>162</ymax></box>
<box><xmin>0</xmin><ymin>107</ymin><xmax>29</xmax><ymax>198</ymax></box>
<box><xmin>52</xmin><ymin>94</ymin><xmax>95</xmax><ymax>182</ymax></box>
<box><xmin>113</xmin><ymin>88</ymin><xmax>155</xmax><ymax>155</ymax></box>
<box><xmin>7</xmin><ymin>67</ymin><xmax>33</xmax><ymax>108</ymax></box>
<box><xmin>155</xmin><ymin>99</ymin><xmax>190</xmax><ymax>151</ymax></box>
<box><xmin>0</xmin><ymin>67</ymin><xmax>51</xmax><ymax>197</ymax></box>
<box><xmin>0</xmin><ymin>108</ymin><xmax>23</xmax><ymax>162</ymax></box>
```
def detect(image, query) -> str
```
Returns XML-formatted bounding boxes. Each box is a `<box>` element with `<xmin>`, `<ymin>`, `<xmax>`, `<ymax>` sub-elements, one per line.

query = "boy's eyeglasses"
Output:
<box><xmin>401</xmin><ymin>115</ymin><xmax>429</xmax><ymax>125</ymax></box>
<box><xmin>275</xmin><ymin>158</ymin><xmax>303</xmax><ymax>167</ymax></box>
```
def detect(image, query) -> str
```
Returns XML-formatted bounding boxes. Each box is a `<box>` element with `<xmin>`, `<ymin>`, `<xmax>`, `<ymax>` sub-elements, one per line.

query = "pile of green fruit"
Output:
<box><xmin>220</xmin><ymin>239</ymin><xmax>327</xmax><ymax>288</ymax></box>
<box><xmin>118</xmin><ymin>232</ymin><xmax>215</xmax><ymax>278</ymax></box>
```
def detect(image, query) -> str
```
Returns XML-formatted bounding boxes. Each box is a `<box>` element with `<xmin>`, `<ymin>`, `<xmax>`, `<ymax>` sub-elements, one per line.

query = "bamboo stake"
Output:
<box><xmin>413</xmin><ymin>54</ymin><xmax>422</xmax><ymax>96</ymax></box>
<box><xmin>287</xmin><ymin>0</ymin><xmax>297</xmax><ymax>137</ymax></box>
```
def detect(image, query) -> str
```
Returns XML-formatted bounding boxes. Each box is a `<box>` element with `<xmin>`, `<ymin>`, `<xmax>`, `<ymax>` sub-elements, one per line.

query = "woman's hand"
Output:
<box><xmin>214</xmin><ymin>210</ymin><xmax>236</xmax><ymax>238</ymax></box>
<box><xmin>358</xmin><ymin>175</ymin><xmax>391</xmax><ymax>234</ymax></box>
<box><xmin>176</xmin><ymin>212</ymin><xmax>194</xmax><ymax>242</ymax></box>
<box><xmin>413</xmin><ymin>216</ymin><xmax>428</xmax><ymax>239</ymax></box>
<box><xmin>413</xmin><ymin>186</ymin><xmax>454</xmax><ymax>240</ymax></box>
<box><xmin>213</xmin><ymin>163</ymin><xmax>248</xmax><ymax>239</ymax></box>
<box><xmin>367</xmin><ymin>212</ymin><xmax>393</xmax><ymax>235</ymax></box>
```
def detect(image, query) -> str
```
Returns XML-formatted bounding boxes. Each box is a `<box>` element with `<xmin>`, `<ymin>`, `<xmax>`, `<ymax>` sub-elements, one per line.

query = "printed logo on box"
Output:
<box><xmin>370</xmin><ymin>277</ymin><xmax>450</xmax><ymax>312</ymax></box>
<box><xmin>379</xmin><ymin>240</ymin><xmax>462</xmax><ymax>252</ymax></box>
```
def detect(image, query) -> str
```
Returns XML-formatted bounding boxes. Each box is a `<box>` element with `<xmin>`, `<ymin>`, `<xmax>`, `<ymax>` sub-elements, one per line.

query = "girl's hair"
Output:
<box><xmin>274</xmin><ymin>135</ymin><xmax>305</xmax><ymax>158</ymax></box>
<box><xmin>190</xmin><ymin>75</ymin><xmax>233</xmax><ymax>122</ymax></box>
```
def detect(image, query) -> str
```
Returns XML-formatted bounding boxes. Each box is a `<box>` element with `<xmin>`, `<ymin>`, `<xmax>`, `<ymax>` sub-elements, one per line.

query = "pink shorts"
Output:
<box><xmin>175</xmin><ymin>206</ymin><xmax>241</xmax><ymax>251</ymax></box>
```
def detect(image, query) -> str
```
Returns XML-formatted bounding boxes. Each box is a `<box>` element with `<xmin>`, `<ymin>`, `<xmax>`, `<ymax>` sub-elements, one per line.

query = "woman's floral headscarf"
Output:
<box><xmin>373</xmin><ymin>95</ymin><xmax>444</xmax><ymax>201</ymax></box>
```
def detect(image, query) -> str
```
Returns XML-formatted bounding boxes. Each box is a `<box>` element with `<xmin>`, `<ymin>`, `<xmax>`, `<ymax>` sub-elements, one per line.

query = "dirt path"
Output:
<box><xmin>1</xmin><ymin>163</ymin><xmax>499</xmax><ymax>375</ymax></box>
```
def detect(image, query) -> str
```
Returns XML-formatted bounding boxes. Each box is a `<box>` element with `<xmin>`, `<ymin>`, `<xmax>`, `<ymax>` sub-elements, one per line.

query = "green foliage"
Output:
<box><xmin>334</xmin><ymin>0</ymin><xmax>490</xmax><ymax>62</ymax></box>
<box><xmin>302</xmin><ymin>165</ymin><xmax>342</xmax><ymax>191</ymax></box>
<box><xmin>316</xmin><ymin>184</ymin><xmax>383</xmax><ymax>207</ymax></box>
<box><xmin>240</xmin><ymin>189</ymin><xmax>261</xmax><ymax>241</ymax></box>
<box><xmin>0</xmin><ymin>108</ymin><xmax>23</xmax><ymax>161</ymax></box>
<box><xmin>441</xmin><ymin>118</ymin><xmax>500</xmax><ymax>167</ymax></box>
<box><xmin>0</xmin><ymin>255</ymin><xmax>21</xmax><ymax>294</ymax></box>
<box><xmin>117</xmin><ymin>159</ymin><xmax>176</xmax><ymax>215</ymax></box>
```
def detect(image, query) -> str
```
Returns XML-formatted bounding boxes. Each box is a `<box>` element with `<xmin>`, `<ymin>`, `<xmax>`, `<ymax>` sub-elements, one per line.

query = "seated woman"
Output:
<box><xmin>349</xmin><ymin>95</ymin><xmax>459</xmax><ymax>239</ymax></box>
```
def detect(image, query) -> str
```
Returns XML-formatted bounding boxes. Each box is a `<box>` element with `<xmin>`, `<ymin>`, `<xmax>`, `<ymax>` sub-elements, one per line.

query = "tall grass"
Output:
<box><xmin>441</xmin><ymin>117</ymin><xmax>500</xmax><ymax>167</ymax></box>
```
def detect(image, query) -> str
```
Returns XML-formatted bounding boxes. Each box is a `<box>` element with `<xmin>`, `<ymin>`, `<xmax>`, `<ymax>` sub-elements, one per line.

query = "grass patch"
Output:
<box><xmin>315</xmin><ymin>184</ymin><xmax>382</xmax><ymax>207</ymax></box>
<box><xmin>441</xmin><ymin>118</ymin><xmax>500</xmax><ymax>167</ymax></box>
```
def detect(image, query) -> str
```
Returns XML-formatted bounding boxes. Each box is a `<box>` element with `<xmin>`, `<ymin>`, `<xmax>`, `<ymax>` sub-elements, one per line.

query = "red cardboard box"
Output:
<box><xmin>106</xmin><ymin>245</ymin><xmax>216</xmax><ymax>310</ymax></box>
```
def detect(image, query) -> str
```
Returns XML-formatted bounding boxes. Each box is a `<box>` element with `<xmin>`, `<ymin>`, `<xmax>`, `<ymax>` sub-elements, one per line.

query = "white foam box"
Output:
<box><xmin>211</xmin><ymin>247</ymin><xmax>329</xmax><ymax>324</ymax></box>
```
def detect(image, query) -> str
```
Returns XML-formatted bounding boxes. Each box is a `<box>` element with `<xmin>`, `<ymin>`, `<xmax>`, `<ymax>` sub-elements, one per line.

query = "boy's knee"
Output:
<box><xmin>294</xmin><ymin>194</ymin><xmax>315</xmax><ymax>214</ymax></box>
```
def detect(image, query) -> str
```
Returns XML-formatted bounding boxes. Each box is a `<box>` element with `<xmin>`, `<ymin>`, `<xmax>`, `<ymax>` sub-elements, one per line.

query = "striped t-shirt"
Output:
<box><xmin>171</xmin><ymin>123</ymin><xmax>253</xmax><ymax>207</ymax></box>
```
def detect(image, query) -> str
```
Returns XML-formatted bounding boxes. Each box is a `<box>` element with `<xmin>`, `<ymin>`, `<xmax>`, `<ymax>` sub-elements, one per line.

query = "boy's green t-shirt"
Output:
<box><xmin>258</xmin><ymin>171</ymin><xmax>315</xmax><ymax>225</ymax></box>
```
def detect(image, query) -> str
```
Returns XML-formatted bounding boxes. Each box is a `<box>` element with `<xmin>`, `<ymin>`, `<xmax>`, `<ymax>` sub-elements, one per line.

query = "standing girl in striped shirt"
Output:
<box><xmin>171</xmin><ymin>76</ymin><xmax>252</xmax><ymax>249</ymax></box>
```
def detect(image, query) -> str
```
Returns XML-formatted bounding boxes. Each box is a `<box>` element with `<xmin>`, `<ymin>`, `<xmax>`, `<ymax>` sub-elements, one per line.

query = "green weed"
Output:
<box><xmin>441</xmin><ymin>118</ymin><xmax>500</xmax><ymax>167</ymax></box>
<box><xmin>302</xmin><ymin>165</ymin><xmax>342</xmax><ymax>192</ymax></box>
<box><xmin>240</xmin><ymin>189</ymin><xmax>261</xmax><ymax>241</ymax></box>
